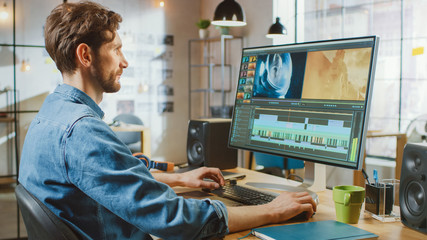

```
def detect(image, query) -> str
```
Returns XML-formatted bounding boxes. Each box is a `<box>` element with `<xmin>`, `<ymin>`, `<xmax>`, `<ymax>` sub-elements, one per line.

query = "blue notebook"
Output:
<box><xmin>251</xmin><ymin>220</ymin><xmax>378</xmax><ymax>240</ymax></box>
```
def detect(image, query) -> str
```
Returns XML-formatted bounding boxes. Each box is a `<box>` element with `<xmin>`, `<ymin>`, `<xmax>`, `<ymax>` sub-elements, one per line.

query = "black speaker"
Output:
<box><xmin>400</xmin><ymin>143</ymin><xmax>427</xmax><ymax>234</ymax></box>
<box><xmin>187</xmin><ymin>119</ymin><xmax>237</xmax><ymax>169</ymax></box>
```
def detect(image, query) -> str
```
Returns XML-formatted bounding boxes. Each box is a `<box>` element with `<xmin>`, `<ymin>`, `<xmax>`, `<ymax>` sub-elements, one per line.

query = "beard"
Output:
<box><xmin>91</xmin><ymin>60</ymin><xmax>122</xmax><ymax>93</ymax></box>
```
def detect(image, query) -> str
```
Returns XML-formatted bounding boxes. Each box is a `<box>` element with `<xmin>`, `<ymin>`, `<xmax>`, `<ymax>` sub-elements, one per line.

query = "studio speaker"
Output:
<box><xmin>400</xmin><ymin>143</ymin><xmax>427</xmax><ymax>234</ymax></box>
<box><xmin>187</xmin><ymin>119</ymin><xmax>237</xmax><ymax>169</ymax></box>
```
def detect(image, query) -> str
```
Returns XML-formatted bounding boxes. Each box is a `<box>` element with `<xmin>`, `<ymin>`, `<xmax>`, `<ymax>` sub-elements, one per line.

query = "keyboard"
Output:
<box><xmin>210</xmin><ymin>183</ymin><xmax>279</xmax><ymax>205</ymax></box>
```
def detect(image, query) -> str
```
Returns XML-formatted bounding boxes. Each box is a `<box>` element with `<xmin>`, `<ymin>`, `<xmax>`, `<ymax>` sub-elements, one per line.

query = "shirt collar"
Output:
<box><xmin>54</xmin><ymin>84</ymin><xmax>105</xmax><ymax>119</ymax></box>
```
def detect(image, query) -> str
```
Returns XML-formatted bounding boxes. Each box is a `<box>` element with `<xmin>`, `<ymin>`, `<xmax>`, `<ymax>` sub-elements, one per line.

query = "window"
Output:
<box><xmin>275</xmin><ymin>0</ymin><xmax>427</xmax><ymax>159</ymax></box>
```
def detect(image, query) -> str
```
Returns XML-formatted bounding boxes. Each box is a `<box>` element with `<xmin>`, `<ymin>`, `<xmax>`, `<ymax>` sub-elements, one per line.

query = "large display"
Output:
<box><xmin>230</xmin><ymin>36</ymin><xmax>379</xmax><ymax>170</ymax></box>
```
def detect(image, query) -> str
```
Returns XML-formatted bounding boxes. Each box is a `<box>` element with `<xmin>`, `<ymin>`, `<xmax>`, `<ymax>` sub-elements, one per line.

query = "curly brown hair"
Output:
<box><xmin>44</xmin><ymin>1</ymin><xmax>122</xmax><ymax>74</ymax></box>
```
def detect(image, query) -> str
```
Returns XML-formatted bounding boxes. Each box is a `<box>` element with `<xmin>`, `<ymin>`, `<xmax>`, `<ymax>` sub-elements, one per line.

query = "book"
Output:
<box><xmin>251</xmin><ymin>220</ymin><xmax>378</xmax><ymax>240</ymax></box>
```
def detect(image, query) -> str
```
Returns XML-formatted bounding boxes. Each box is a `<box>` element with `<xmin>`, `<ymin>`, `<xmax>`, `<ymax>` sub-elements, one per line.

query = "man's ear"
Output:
<box><xmin>75</xmin><ymin>43</ymin><xmax>93</xmax><ymax>68</ymax></box>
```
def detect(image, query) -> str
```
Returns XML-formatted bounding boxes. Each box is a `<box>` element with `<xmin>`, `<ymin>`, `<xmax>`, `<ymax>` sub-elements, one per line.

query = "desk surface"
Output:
<box><xmin>174</xmin><ymin>168</ymin><xmax>425</xmax><ymax>240</ymax></box>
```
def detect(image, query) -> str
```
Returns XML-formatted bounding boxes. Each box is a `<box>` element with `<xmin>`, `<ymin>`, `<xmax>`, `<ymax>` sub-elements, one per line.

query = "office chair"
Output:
<box><xmin>113</xmin><ymin>113</ymin><xmax>144</xmax><ymax>153</ymax></box>
<box><xmin>15</xmin><ymin>184</ymin><xmax>81</xmax><ymax>240</ymax></box>
<box><xmin>406</xmin><ymin>114</ymin><xmax>427</xmax><ymax>143</ymax></box>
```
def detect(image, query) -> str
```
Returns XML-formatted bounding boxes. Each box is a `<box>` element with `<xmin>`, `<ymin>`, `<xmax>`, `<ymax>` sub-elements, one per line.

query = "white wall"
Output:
<box><xmin>149</xmin><ymin>0</ymin><xmax>202</xmax><ymax>163</ymax></box>
<box><xmin>108</xmin><ymin>0</ymin><xmax>275</xmax><ymax>165</ymax></box>
<box><xmin>100</xmin><ymin>0</ymin><xmax>202</xmax><ymax>164</ymax></box>
<box><xmin>2</xmin><ymin>0</ymin><xmax>277</xmax><ymax>167</ymax></box>
<box><xmin>100</xmin><ymin>0</ymin><xmax>274</xmax><ymax>164</ymax></box>
<box><xmin>201</xmin><ymin>0</ymin><xmax>274</xmax><ymax>48</ymax></box>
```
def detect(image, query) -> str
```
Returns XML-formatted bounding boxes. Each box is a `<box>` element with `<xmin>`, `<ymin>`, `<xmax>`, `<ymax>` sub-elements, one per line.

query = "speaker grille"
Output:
<box><xmin>400</xmin><ymin>143</ymin><xmax>427</xmax><ymax>234</ymax></box>
<box><xmin>188</xmin><ymin>141</ymin><xmax>204</xmax><ymax>166</ymax></box>
<box><xmin>405</xmin><ymin>181</ymin><xmax>425</xmax><ymax>216</ymax></box>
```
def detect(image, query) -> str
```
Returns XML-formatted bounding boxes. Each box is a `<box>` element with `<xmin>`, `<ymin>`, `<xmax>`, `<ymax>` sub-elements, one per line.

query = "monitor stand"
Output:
<box><xmin>245</xmin><ymin>162</ymin><xmax>326</xmax><ymax>205</ymax></box>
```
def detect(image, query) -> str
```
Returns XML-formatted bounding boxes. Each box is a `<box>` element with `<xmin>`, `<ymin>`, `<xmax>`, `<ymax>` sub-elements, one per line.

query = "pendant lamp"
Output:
<box><xmin>0</xmin><ymin>3</ymin><xmax>8</xmax><ymax>20</ymax></box>
<box><xmin>212</xmin><ymin>0</ymin><xmax>246</xmax><ymax>27</ymax></box>
<box><xmin>266</xmin><ymin>17</ymin><xmax>287</xmax><ymax>38</ymax></box>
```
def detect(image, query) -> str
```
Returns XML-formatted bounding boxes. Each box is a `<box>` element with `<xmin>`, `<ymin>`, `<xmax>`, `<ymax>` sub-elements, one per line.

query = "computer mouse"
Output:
<box><xmin>293</xmin><ymin>211</ymin><xmax>315</xmax><ymax>221</ymax></box>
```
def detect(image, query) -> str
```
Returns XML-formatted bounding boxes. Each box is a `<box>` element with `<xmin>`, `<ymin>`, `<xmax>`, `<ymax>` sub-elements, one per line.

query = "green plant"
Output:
<box><xmin>196</xmin><ymin>19</ymin><xmax>211</xmax><ymax>29</ymax></box>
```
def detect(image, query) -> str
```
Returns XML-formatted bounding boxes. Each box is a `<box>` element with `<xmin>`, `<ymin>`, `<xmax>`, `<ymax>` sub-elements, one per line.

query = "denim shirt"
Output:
<box><xmin>19</xmin><ymin>84</ymin><xmax>229</xmax><ymax>240</ymax></box>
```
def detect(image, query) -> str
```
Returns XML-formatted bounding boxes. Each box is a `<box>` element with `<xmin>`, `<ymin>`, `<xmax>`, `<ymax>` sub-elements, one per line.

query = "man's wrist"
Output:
<box><xmin>152</xmin><ymin>172</ymin><xmax>183</xmax><ymax>187</ymax></box>
<box><xmin>173</xmin><ymin>173</ymin><xmax>186</xmax><ymax>187</ymax></box>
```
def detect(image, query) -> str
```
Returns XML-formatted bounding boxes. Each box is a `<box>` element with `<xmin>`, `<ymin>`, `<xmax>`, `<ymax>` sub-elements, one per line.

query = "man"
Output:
<box><xmin>19</xmin><ymin>1</ymin><xmax>316</xmax><ymax>239</ymax></box>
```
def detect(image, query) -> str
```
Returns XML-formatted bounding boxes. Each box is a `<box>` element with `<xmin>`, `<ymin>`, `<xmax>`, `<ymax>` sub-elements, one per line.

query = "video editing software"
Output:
<box><xmin>229</xmin><ymin>37</ymin><xmax>379</xmax><ymax>170</ymax></box>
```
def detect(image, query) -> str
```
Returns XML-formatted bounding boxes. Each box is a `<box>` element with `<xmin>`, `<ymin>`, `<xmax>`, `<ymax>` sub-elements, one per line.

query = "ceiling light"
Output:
<box><xmin>212</xmin><ymin>0</ymin><xmax>246</xmax><ymax>27</ymax></box>
<box><xmin>0</xmin><ymin>3</ymin><xmax>8</xmax><ymax>20</ymax></box>
<box><xmin>266</xmin><ymin>17</ymin><xmax>287</xmax><ymax>39</ymax></box>
<box><xmin>21</xmin><ymin>60</ymin><xmax>31</xmax><ymax>72</ymax></box>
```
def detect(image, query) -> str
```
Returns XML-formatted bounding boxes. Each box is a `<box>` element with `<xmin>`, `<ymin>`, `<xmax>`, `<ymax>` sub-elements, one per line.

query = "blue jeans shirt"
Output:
<box><xmin>19</xmin><ymin>84</ymin><xmax>229</xmax><ymax>239</ymax></box>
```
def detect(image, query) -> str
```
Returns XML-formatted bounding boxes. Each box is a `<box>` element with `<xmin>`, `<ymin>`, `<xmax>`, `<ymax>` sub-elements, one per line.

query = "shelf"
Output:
<box><xmin>190</xmin><ymin>64</ymin><xmax>232</xmax><ymax>68</ymax></box>
<box><xmin>191</xmin><ymin>88</ymin><xmax>232</xmax><ymax>93</ymax></box>
<box><xmin>0</xmin><ymin>117</ymin><xmax>15</xmax><ymax>123</ymax></box>
<box><xmin>191</xmin><ymin>89</ymin><xmax>215</xmax><ymax>93</ymax></box>
<box><xmin>0</xmin><ymin>176</ymin><xmax>16</xmax><ymax>185</ymax></box>
<box><xmin>188</xmin><ymin>35</ymin><xmax>243</xmax><ymax>119</ymax></box>
<box><xmin>189</xmin><ymin>35</ymin><xmax>240</xmax><ymax>42</ymax></box>
<box><xmin>0</xmin><ymin>89</ymin><xmax>19</xmax><ymax>187</ymax></box>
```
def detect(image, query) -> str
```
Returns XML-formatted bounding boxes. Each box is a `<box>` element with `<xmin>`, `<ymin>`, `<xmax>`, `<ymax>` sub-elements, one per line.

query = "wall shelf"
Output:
<box><xmin>0</xmin><ymin>177</ymin><xmax>16</xmax><ymax>185</ymax></box>
<box><xmin>188</xmin><ymin>35</ymin><xmax>243</xmax><ymax>119</ymax></box>
<box><xmin>0</xmin><ymin>89</ymin><xmax>19</xmax><ymax>189</ymax></box>
<box><xmin>0</xmin><ymin>117</ymin><xmax>15</xmax><ymax>122</ymax></box>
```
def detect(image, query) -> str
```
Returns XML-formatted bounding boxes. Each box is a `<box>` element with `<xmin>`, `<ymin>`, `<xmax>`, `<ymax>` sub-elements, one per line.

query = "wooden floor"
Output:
<box><xmin>0</xmin><ymin>184</ymin><xmax>27</xmax><ymax>240</ymax></box>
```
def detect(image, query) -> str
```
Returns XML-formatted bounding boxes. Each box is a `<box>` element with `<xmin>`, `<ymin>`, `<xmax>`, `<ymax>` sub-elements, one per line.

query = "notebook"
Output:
<box><xmin>251</xmin><ymin>220</ymin><xmax>378</xmax><ymax>240</ymax></box>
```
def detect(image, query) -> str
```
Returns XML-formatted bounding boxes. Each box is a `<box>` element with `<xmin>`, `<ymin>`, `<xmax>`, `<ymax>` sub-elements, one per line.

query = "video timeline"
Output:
<box><xmin>249</xmin><ymin>108</ymin><xmax>358</xmax><ymax>162</ymax></box>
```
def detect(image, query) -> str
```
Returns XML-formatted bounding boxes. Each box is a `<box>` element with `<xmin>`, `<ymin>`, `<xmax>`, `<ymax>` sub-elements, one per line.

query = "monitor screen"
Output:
<box><xmin>229</xmin><ymin>36</ymin><xmax>379</xmax><ymax>170</ymax></box>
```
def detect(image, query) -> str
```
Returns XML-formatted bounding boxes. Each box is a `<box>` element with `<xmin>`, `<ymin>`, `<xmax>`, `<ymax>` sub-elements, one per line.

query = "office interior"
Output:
<box><xmin>0</xmin><ymin>0</ymin><xmax>426</xmax><ymax>238</ymax></box>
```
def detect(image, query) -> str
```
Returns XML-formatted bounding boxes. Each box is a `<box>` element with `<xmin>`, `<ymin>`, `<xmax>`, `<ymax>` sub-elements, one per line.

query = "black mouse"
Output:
<box><xmin>293</xmin><ymin>211</ymin><xmax>315</xmax><ymax>220</ymax></box>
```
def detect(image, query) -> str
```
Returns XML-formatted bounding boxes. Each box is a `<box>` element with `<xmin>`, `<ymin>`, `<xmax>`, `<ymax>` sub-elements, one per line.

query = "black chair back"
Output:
<box><xmin>15</xmin><ymin>184</ymin><xmax>81</xmax><ymax>240</ymax></box>
<box><xmin>112</xmin><ymin>113</ymin><xmax>144</xmax><ymax>144</ymax></box>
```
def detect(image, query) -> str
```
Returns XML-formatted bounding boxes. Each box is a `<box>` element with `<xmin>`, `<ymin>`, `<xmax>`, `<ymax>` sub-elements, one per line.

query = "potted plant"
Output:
<box><xmin>196</xmin><ymin>19</ymin><xmax>211</xmax><ymax>39</ymax></box>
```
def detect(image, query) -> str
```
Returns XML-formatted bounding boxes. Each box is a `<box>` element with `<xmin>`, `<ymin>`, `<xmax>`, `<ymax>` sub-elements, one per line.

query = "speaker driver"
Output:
<box><xmin>405</xmin><ymin>181</ymin><xmax>425</xmax><ymax>216</ymax></box>
<box><xmin>188</xmin><ymin>141</ymin><xmax>204</xmax><ymax>166</ymax></box>
<box><xmin>189</xmin><ymin>126</ymin><xmax>200</xmax><ymax>138</ymax></box>
<box><xmin>405</xmin><ymin>151</ymin><xmax>423</xmax><ymax>173</ymax></box>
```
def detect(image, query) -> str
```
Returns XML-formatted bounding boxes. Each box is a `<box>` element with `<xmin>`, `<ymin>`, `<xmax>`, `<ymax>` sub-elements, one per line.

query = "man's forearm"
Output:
<box><xmin>152</xmin><ymin>167</ymin><xmax>224</xmax><ymax>189</ymax></box>
<box><xmin>152</xmin><ymin>172</ymin><xmax>184</xmax><ymax>187</ymax></box>
<box><xmin>227</xmin><ymin>205</ymin><xmax>275</xmax><ymax>233</ymax></box>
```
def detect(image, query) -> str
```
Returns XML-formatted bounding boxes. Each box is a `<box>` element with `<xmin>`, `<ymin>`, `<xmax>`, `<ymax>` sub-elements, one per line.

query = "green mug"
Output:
<box><xmin>333</xmin><ymin>185</ymin><xmax>365</xmax><ymax>224</ymax></box>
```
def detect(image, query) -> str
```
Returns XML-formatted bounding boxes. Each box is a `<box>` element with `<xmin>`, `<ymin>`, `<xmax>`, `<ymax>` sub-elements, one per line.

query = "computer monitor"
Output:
<box><xmin>229</xmin><ymin>36</ymin><xmax>379</xmax><ymax>192</ymax></box>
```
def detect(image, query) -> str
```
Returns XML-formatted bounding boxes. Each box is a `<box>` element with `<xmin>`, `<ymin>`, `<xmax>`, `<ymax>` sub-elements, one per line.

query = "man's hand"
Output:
<box><xmin>266</xmin><ymin>191</ymin><xmax>317</xmax><ymax>222</ymax></box>
<box><xmin>227</xmin><ymin>191</ymin><xmax>317</xmax><ymax>233</ymax></box>
<box><xmin>152</xmin><ymin>167</ymin><xmax>225</xmax><ymax>189</ymax></box>
<box><xmin>176</xmin><ymin>167</ymin><xmax>225</xmax><ymax>189</ymax></box>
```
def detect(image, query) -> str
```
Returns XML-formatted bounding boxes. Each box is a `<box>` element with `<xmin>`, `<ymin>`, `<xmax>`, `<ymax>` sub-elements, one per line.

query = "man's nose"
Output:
<box><xmin>121</xmin><ymin>56</ymin><xmax>129</xmax><ymax>68</ymax></box>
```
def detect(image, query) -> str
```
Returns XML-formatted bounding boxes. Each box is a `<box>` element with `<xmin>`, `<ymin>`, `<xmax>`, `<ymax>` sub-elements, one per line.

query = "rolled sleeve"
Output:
<box><xmin>199</xmin><ymin>199</ymin><xmax>229</xmax><ymax>239</ymax></box>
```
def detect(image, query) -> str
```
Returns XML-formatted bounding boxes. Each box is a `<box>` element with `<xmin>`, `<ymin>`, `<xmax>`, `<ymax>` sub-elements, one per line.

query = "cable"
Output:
<box><xmin>133</xmin><ymin>153</ymin><xmax>174</xmax><ymax>172</ymax></box>
<box><xmin>287</xmin><ymin>174</ymin><xmax>304</xmax><ymax>183</ymax></box>
<box><xmin>361</xmin><ymin>168</ymin><xmax>371</xmax><ymax>185</ymax></box>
